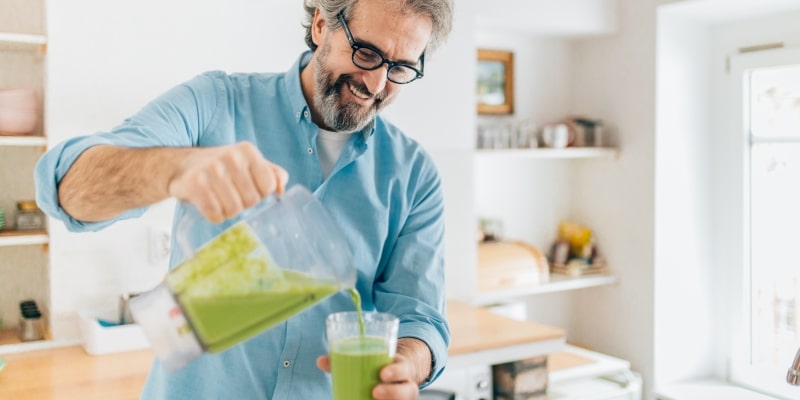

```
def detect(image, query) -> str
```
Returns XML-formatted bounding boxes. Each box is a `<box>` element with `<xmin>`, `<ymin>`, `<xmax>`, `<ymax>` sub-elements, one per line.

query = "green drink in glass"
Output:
<box><xmin>327</xmin><ymin>311</ymin><xmax>398</xmax><ymax>400</ymax></box>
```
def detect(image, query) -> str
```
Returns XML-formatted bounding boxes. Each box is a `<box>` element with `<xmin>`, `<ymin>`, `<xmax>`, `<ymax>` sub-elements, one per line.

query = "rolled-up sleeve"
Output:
<box><xmin>34</xmin><ymin>135</ymin><xmax>148</xmax><ymax>232</ymax></box>
<box><xmin>373</xmin><ymin>155</ymin><xmax>449</xmax><ymax>387</ymax></box>
<box><xmin>34</xmin><ymin>72</ymin><xmax>224</xmax><ymax>232</ymax></box>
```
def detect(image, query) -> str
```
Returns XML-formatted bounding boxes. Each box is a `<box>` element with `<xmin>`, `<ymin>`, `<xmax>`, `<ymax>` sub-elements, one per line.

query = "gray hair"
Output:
<box><xmin>302</xmin><ymin>0</ymin><xmax>454</xmax><ymax>54</ymax></box>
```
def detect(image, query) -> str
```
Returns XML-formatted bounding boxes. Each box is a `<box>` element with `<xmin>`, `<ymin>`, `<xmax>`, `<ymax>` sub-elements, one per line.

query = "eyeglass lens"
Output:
<box><xmin>352</xmin><ymin>47</ymin><xmax>419</xmax><ymax>83</ymax></box>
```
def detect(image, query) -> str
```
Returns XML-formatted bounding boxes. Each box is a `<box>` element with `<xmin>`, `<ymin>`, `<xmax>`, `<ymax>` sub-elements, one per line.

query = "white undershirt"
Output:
<box><xmin>316</xmin><ymin>128</ymin><xmax>353</xmax><ymax>179</ymax></box>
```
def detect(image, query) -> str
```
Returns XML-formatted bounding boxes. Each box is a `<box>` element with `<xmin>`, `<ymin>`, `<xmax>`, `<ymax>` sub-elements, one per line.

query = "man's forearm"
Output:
<box><xmin>58</xmin><ymin>145</ymin><xmax>188</xmax><ymax>221</ymax></box>
<box><xmin>397</xmin><ymin>337</ymin><xmax>433</xmax><ymax>386</ymax></box>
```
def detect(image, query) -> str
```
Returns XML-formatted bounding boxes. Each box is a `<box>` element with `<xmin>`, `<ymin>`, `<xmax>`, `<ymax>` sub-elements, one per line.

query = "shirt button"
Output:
<box><xmin>303</xmin><ymin>111</ymin><xmax>309</xmax><ymax>118</ymax></box>
<box><xmin>283</xmin><ymin>360</ymin><xmax>291</xmax><ymax>368</ymax></box>
<box><xmin>307</xmin><ymin>148</ymin><xmax>313</xmax><ymax>154</ymax></box>
<box><xmin>295</xmin><ymin>112</ymin><xmax>300</xmax><ymax>118</ymax></box>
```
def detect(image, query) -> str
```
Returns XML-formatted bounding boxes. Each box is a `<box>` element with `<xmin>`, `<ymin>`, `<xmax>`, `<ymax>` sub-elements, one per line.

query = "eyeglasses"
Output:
<box><xmin>336</xmin><ymin>12</ymin><xmax>424</xmax><ymax>85</ymax></box>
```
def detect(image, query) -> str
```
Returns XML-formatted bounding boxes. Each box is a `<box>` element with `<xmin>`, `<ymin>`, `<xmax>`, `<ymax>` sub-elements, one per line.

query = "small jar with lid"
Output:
<box><xmin>15</xmin><ymin>200</ymin><xmax>45</xmax><ymax>231</ymax></box>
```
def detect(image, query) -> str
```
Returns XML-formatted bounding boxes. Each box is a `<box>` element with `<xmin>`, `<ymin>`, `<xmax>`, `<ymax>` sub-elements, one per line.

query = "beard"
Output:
<box><xmin>313</xmin><ymin>42</ymin><xmax>388</xmax><ymax>133</ymax></box>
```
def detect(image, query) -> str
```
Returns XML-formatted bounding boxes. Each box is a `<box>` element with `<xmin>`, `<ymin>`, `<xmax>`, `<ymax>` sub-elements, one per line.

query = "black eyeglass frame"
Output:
<box><xmin>336</xmin><ymin>12</ymin><xmax>425</xmax><ymax>84</ymax></box>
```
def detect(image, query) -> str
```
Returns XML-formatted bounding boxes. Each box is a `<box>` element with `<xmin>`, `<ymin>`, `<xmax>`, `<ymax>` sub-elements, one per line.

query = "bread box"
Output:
<box><xmin>477</xmin><ymin>241</ymin><xmax>550</xmax><ymax>292</ymax></box>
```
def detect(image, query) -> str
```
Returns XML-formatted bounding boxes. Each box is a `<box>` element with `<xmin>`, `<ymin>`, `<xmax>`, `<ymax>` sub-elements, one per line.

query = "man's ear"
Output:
<box><xmin>311</xmin><ymin>8</ymin><xmax>326</xmax><ymax>47</ymax></box>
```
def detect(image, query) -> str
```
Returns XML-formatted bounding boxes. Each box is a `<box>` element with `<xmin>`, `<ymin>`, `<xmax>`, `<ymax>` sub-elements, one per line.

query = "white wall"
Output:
<box><xmin>569</xmin><ymin>0</ymin><xmax>658</xmax><ymax>397</ymax></box>
<box><xmin>474</xmin><ymin>0</ymin><xmax>618</xmax><ymax>37</ymax></box>
<box><xmin>45</xmin><ymin>0</ymin><xmax>476</xmax><ymax>337</ymax></box>
<box><xmin>654</xmin><ymin>9</ymin><xmax>714</xmax><ymax>385</ymax></box>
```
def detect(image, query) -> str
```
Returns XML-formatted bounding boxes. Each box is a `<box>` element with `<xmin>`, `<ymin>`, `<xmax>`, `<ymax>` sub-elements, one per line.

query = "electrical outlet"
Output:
<box><xmin>148</xmin><ymin>226</ymin><xmax>171</xmax><ymax>264</ymax></box>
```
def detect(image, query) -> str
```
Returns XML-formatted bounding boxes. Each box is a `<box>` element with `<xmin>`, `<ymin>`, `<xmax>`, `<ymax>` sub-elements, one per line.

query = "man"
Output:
<box><xmin>35</xmin><ymin>0</ymin><xmax>454</xmax><ymax>398</ymax></box>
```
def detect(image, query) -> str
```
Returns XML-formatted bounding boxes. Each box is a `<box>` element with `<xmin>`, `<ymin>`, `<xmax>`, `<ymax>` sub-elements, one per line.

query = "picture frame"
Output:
<box><xmin>476</xmin><ymin>49</ymin><xmax>514</xmax><ymax>115</ymax></box>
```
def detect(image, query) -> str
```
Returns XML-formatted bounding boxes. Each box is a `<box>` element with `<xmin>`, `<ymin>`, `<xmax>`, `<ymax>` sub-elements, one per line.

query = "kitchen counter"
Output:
<box><xmin>446</xmin><ymin>300</ymin><xmax>566</xmax><ymax>368</ymax></box>
<box><xmin>0</xmin><ymin>346</ymin><xmax>153</xmax><ymax>400</ymax></box>
<box><xmin>0</xmin><ymin>301</ymin><xmax>566</xmax><ymax>399</ymax></box>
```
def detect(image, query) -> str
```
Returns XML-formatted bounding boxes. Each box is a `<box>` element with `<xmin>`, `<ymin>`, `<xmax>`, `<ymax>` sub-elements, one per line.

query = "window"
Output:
<box><xmin>729</xmin><ymin>48</ymin><xmax>800</xmax><ymax>399</ymax></box>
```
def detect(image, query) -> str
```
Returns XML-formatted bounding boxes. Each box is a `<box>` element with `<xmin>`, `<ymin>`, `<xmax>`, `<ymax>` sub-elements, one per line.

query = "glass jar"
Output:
<box><xmin>15</xmin><ymin>200</ymin><xmax>45</xmax><ymax>231</ymax></box>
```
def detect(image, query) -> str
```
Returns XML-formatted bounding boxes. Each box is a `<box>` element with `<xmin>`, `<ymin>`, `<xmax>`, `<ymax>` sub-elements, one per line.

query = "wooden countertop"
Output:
<box><xmin>0</xmin><ymin>346</ymin><xmax>153</xmax><ymax>400</ymax></box>
<box><xmin>0</xmin><ymin>301</ymin><xmax>567</xmax><ymax>399</ymax></box>
<box><xmin>446</xmin><ymin>300</ymin><xmax>566</xmax><ymax>368</ymax></box>
<box><xmin>447</xmin><ymin>300</ymin><xmax>565</xmax><ymax>355</ymax></box>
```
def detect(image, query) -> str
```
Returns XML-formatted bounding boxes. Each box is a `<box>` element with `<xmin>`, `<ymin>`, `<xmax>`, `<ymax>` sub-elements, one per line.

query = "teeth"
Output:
<box><xmin>348</xmin><ymin>83</ymin><xmax>370</xmax><ymax>100</ymax></box>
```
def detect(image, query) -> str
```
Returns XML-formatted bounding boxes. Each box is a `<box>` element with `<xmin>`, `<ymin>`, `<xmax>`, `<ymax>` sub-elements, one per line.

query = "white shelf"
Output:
<box><xmin>0</xmin><ymin>32</ymin><xmax>47</xmax><ymax>46</ymax></box>
<box><xmin>475</xmin><ymin>147</ymin><xmax>618</xmax><ymax>160</ymax></box>
<box><xmin>0</xmin><ymin>231</ymin><xmax>49</xmax><ymax>247</ymax></box>
<box><xmin>0</xmin><ymin>338</ymin><xmax>81</xmax><ymax>355</ymax></box>
<box><xmin>0</xmin><ymin>136</ymin><xmax>47</xmax><ymax>147</ymax></box>
<box><xmin>473</xmin><ymin>274</ymin><xmax>619</xmax><ymax>306</ymax></box>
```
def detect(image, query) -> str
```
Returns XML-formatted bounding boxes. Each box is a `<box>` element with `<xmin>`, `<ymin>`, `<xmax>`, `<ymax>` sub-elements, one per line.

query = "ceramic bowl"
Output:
<box><xmin>0</xmin><ymin>89</ymin><xmax>38</xmax><ymax>136</ymax></box>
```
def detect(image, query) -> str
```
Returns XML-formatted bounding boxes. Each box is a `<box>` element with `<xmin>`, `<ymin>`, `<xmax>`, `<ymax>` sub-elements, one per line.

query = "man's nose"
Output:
<box><xmin>362</xmin><ymin>66</ymin><xmax>389</xmax><ymax>96</ymax></box>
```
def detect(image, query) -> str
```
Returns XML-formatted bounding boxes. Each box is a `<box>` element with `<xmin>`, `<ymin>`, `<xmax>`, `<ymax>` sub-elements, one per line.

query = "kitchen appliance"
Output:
<box><xmin>430</xmin><ymin>346</ymin><xmax>642</xmax><ymax>400</ymax></box>
<box><xmin>130</xmin><ymin>185</ymin><xmax>355</xmax><ymax>371</ymax></box>
<box><xmin>427</xmin><ymin>365</ymin><xmax>493</xmax><ymax>400</ymax></box>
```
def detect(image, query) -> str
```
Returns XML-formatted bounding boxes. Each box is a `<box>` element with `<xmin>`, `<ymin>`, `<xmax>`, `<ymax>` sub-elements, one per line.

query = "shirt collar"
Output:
<box><xmin>284</xmin><ymin>51</ymin><xmax>375</xmax><ymax>141</ymax></box>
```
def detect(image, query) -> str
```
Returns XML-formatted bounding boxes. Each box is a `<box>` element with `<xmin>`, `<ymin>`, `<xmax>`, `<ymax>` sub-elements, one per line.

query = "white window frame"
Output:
<box><xmin>725</xmin><ymin>47</ymin><xmax>800</xmax><ymax>400</ymax></box>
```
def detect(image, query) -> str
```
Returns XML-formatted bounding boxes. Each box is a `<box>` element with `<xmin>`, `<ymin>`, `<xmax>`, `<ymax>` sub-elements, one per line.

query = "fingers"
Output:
<box><xmin>372</xmin><ymin>359</ymin><xmax>419</xmax><ymax>400</ymax></box>
<box><xmin>372</xmin><ymin>381</ymin><xmax>419</xmax><ymax>400</ymax></box>
<box><xmin>168</xmin><ymin>142</ymin><xmax>289</xmax><ymax>223</ymax></box>
<box><xmin>316</xmin><ymin>356</ymin><xmax>331</xmax><ymax>373</ymax></box>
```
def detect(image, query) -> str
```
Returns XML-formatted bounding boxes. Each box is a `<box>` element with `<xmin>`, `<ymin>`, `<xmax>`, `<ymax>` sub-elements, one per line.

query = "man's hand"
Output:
<box><xmin>168</xmin><ymin>142</ymin><xmax>288</xmax><ymax>223</ymax></box>
<box><xmin>317</xmin><ymin>337</ymin><xmax>432</xmax><ymax>400</ymax></box>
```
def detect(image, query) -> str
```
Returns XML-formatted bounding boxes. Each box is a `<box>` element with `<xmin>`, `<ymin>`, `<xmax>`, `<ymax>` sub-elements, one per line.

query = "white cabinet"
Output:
<box><xmin>0</xmin><ymin>0</ymin><xmax>52</xmax><ymax>353</ymax></box>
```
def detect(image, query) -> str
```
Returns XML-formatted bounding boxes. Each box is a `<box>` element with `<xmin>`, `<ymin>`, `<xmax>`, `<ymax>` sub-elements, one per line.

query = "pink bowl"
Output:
<box><xmin>0</xmin><ymin>89</ymin><xmax>38</xmax><ymax>135</ymax></box>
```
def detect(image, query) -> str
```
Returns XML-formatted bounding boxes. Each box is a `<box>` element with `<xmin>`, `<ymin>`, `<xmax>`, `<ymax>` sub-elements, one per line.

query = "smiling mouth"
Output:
<box><xmin>347</xmin><ymin>81</ymin><xmax>372</xmax><ymax>102</ymax></box>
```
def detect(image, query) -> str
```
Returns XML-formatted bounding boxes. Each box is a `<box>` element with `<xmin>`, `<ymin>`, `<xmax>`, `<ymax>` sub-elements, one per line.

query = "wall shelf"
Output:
<box><xmin>473</xmin><ymin>273</ymin><xmax>619</xmax><ymax>306</ymax></box>
<box><xmin>0</xmin><ymin>32</ymin><xmax>46</xmax><ymax>45</ymax></box>
<box><xmin>0</xmin><ymin>328</ymin><xmax>79</xmax><ymax>355</ymax></box>
<box><xmin>0</xmin><ymin>231</ymin><xmax>49</xmax><ymax>247</ymax></box>
<box><xmin>0</xmin><ymin>32</ymin><xmax>47</xmax><ymax>53</ymax></box>
<box><xmin>475</xmin><ymin>147</ymin><xmax>618</xmax><ymax>160</ymax></box>
<box><xmin>0</xmin><ymin>136</ymin><xmax>47</xmax><ymax>147</ymax></box>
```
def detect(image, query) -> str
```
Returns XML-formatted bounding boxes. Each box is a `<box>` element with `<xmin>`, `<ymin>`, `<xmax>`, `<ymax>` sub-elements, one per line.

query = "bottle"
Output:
<box><xmin>15</xmin><ymin>201</ymin><xmax>45</xmax><ymax>230</ymax></box>
<box><xmin>130</xmin><ymin>185</ymin><xmax>355</xmax><ymax>371</ymax></box>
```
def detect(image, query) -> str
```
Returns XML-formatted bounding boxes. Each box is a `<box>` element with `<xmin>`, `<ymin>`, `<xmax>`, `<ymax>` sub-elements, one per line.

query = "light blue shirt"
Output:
<box><xmin>35</xmin><ymin>52</ymin><xmax>449</xmax><ymax>399</ymax></box>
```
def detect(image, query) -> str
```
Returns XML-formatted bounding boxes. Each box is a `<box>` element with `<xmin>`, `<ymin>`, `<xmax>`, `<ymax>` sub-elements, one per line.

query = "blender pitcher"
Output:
<box><xmin>130</xmin><ymin>185</ymin><xmax>355</xmax><ymax>371</ymax></box>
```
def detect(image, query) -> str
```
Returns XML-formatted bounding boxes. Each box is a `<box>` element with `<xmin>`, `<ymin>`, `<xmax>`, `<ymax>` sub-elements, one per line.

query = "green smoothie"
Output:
<box><xmin>331</xmin><ymin>336</ymin><xmax>394</xmax><ymax>400</ymax></box>
<box><xmin>181</xmin><ymin>270</ymin><xmax>339</xmax><ymax>353</ymax></box>
<box><xmin>166</xmin><ymin>221</ymin><xmax>341</xmax><ymax>353</ymax></box>
<box><xmin>349</xmin><ymin>288</ymin><xmax>365</xmax><ymax>335</ymax></box>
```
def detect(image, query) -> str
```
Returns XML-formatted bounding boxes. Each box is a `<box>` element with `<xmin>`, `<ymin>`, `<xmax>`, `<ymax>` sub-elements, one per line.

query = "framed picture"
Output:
<box><xmin>476</xmin><ymin>49</ymin><xmax>514</xmax><ymax>115</ymax></box>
